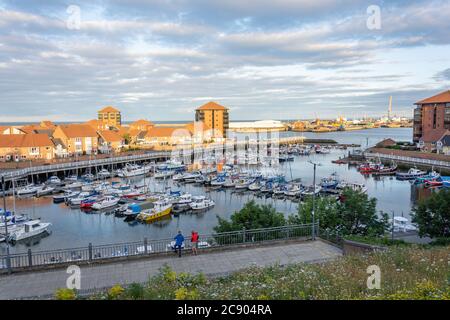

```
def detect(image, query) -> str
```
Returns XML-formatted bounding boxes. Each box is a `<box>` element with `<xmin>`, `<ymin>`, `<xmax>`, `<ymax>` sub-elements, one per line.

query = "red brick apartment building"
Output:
<box><xmin>413</xmin><ymin>90</ymin><xmax>450</xmax><ymax>151</ymax></box>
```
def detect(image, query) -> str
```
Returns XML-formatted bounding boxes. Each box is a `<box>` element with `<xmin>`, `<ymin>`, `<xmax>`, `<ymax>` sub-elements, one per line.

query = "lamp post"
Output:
<box><xmin>2</xmin><ymin>177</ymin><xmax>11</xmax><ymax>273</ymax></box>
<box><xmin>308</xmin><ymin>160</ymin><xmax>321</xmax><ymax>240</ymax></box>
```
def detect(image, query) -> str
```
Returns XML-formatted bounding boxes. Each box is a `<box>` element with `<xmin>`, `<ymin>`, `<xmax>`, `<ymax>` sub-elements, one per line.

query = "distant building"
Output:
<box><xmin>0</xmin><ymin>134</ymin><xmax>54</xmax><ymax>161</ymax></box>
<box><xmin>413</xmin><ymin>90</ymin><xmax>450</xmax><ymax>151</ymax></box>
<box><xmin>0</xmin><ymin>126</ymin><xmax>26</xmax><ymax>135</ymax></box>
<box><xmin>375</xmin><ymin>138</ymin><xmax>397</xmax><ymax>148</ymax></box>
<box><xmin>130</xmin><ymin>119</ymin><xmax>154</xmax><ymax>131</ymax></box>
<box><xmin>98</xmin><ymin>106</ymin><xmax>121</xmax><ymax>127</ymax></box>
<box><xmin>195</xmin><ymin>101</ymin><xmax>229</xmax><ymax>138</ymax></box>
<box><xmin>229</xmin><ymin>120</ymin><xmax>287</xmax><ymax>132</ymax></box>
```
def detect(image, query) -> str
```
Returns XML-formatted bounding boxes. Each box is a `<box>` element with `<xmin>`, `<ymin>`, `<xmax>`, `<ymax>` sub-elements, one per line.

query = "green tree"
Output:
<box><xmin>214</xmin><ymin>200</ymin><xmax>286</xmax><ymax>233</ymax></box>
<box><xmin>289</xmin><ymin>189</ymin><xmax>388</xmax><ymax>236</ymax></box>
<box><xmin>412</xmin><ymin>189</ymin><xmax>450</xmax><ymax>238</ymax></box>
<box><xmin>122</xmin><ymin>133</ymin><xmax>131</xmax><ymax>145</ymax></box>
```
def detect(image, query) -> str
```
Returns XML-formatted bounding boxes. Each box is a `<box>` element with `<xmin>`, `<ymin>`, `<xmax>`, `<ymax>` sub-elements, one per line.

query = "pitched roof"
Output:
<box><xmin>98</xmin><ymin>130</ymin><xmax>123</xmax><ymax>142</ymax></box>
<box><xmin>145</xmin><ymin>127</ymin><xmax>191</xmax><ymax>138</ymax></box>
<box><xmin>415</xmin><ymin>90</ymin><xmax>450</xmax><ymax>105</ymax></box>
<box><xmin>130</xmin><ymin>119</ymin><xmax>154</xmax><ymax>127</ymax></box>
<box><xmin>57</xmin><ymin>124</ymin><xmax>98</xmax><ymax>138</ymax></box>
<box><xmin>196</xmin><ymin>101</ymin><xmax>228</xmax><ymax>111</ymax></box>
<box><xmin>0</xmin><ymin>134</ymin><xmax>53</xmax><ymax>148</ymax></box>
<box><xmin>40</xmin><ymin>120</ymin><xmax>56</xmax><ymax>128</ymax></box>
<box><xmin>438</xmin><ymin>131</ymin><xmax>450</xmax><ymax>147</ymax></box>
<box><xmin>98</xmin><ymin>106</ymin><xmax>120</xmax><ymax>113</ymax></box>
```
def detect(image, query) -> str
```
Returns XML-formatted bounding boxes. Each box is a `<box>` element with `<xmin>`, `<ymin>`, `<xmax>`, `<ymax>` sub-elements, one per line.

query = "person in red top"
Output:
<box><xmin>191</xmin><ymin>230</ymin><xmax>199</xmax><ymax>255</ymax></box>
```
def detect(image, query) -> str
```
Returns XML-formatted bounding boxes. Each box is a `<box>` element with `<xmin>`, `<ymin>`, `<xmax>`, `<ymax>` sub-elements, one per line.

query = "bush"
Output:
<box><xmin>344</xmin><ymin>235</ymin><xmax>408</xmax><ymax>247</ymax></box>
<box><xmin>412</xmin><ymin>189</ymin><xmax>450</xmax><ymax>238</ymax></box>
<box><xmin>108</xmin><ymin>285</ymin><xmax>125</xmax><ymax>299</ymax></box>
<box><xmin>125</xmin><ymin>283</ymin><xmax>145</xmax><ymax>300</ymax></box>
<box><xmin>54</xmin><ymin>288</ymin><xmax>76</xmax><ymax>300</ymax></box>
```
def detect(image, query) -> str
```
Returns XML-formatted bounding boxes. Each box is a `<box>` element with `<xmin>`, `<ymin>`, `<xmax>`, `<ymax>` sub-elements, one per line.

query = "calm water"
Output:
<box><xmin>2</xmin><ymin>127</ymin><xmax>428</xmax><ymax>255</ymax></box>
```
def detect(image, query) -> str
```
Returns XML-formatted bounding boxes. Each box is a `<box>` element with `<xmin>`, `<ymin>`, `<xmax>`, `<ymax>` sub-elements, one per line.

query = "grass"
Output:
<box><xmin>79</xmin><ymin>245</ymin><xmax>450</xmax><ymax>300</ymax></box>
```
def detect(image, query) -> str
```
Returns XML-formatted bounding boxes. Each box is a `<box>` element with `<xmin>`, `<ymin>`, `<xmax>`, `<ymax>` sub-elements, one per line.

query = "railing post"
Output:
<box><xmin>144</xmin><ymin>238</ymin><xmax>148</xmax><ymax>255</ymax></box>
<box><xmin>88</xmin><ymin>243</ymin><xmax>93</xmax><ymax>262</ymax></box>
<box><xmin>28</xmin><ymin>249</ymin><xmax>33</xmax><ymax>267</ymax></box>
<box><xmin>242</xmin><ymin>228</ymin><xmax>246</xmax><ymax>243</ymax></box>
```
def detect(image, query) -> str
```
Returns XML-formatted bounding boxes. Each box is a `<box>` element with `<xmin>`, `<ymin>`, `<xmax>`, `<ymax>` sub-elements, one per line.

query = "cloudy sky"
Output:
<box><xmin>0</xmin><ymin>0</ymin><xmax>449</xmax><ymax>122</ymax></box>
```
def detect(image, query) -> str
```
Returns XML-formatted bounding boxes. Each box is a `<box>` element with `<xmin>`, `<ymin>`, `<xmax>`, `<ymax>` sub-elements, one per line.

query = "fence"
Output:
<box><xmin>365</xmin><ymin>152</ymin><xmax>450</xmax><ymax>169</ymax></box>
<box><xmin>0</xmin><ymin>151</ymin><xmax>172</xmax><ymax>181</ymax></box>
<box><xmin>0</xmin><ymin>223</ymin><xmax>317</xmax><ymax>273</ymax></box>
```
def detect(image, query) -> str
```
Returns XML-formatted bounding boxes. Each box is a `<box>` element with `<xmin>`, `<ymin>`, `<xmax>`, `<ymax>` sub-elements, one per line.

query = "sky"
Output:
<box><xmin>0</xmin><ymin>0</ymin><xmax>449</xmax><ymax>122</ymax></box>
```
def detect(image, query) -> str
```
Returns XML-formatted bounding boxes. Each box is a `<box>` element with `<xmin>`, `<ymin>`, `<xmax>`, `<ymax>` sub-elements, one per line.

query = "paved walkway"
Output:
<box><xmin>0</xmin><ymin>240</ymin><xmax>342</xmax><ymax>299</ymax></box>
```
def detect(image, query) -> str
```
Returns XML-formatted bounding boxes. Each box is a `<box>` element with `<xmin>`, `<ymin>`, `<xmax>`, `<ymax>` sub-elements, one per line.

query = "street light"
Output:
<box><xmin>308</xmin><ymin>160</ymin><xmax>322</xmax><ymax>240</ymax></box>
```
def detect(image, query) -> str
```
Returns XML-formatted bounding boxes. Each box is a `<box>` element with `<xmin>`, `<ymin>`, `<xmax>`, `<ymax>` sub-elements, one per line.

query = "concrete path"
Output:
<box><xmin>0</xmin><ymin>240</ymin><xmax>342</xmax><ymax>299</ymax></box>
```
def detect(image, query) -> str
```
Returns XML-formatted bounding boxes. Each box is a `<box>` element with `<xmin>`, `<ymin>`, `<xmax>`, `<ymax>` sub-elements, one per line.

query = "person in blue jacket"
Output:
<box><xmin>174</xmin><ymin>230</ymin><xmax>185</xmax><ymax>257</ymax></box>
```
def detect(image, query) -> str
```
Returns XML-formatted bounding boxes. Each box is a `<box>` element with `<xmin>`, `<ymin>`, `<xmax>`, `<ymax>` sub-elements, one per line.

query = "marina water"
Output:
<box><xmin>2</xmin><ymin>128</ymin><xmax>430</xmax><ymax>255</ymax></box>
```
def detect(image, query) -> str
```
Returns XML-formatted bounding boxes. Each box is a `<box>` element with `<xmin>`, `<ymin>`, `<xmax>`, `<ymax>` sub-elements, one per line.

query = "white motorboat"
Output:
<box><xmin>234</xmin><ymin>179</ymin><xmax>251</xmax><ymax>190</ymax></box>
<box><xmin>91</xmin><ymin>196</ymin><xmax>120</xmax><ymax>210</ymax></box>
<box><xmin>97</xmin><ymin>169</ymin><xmax>111</xmax><ymax>179</ymax></box>
<box><xmin>68</xmin><ymin>192</ymin><xmax>95</xmax><ymax>206</ymax></box>
<box><xmin>210</xmin><ymin>176</ymin><xmax>226</xmax><ymax>187</ymax></box>
<box><xmin>36</xmin><ymin>185</ymin><xmax>55</xmax><ymax>197</ymax></box>
<box><xmin>172</xmin><ymin>193</ymin><xmax>193</xmax><ymax>205</ymax></box>
<box><xmin>65</xmin><ymin>175</ymin><xmax>79</xmax><ymax>182</ymax></box>
<box><xmin>183</xmin><ymin>171</ymin><xmax>202</xmax><ymax>183</ymax></box>
<box><xmin>63</xmin><ymin>181</ymin><xmax>84</xmax><ymax>190</ymax></box>
<box><xmin>8</xmin><ymin>220</ymin><xmax>52</xmax><ymax>242</ymax></box>
<box><xmin>390</xmin><ymin>216</ymin><xmax>417</xmax><ymax>232</ymax></box>
<box><xmin>223</xmin><ymin>178</ymin><xmax>236</xmax><ymax>188</ymax></box>
<box><xmin>172</xmin><ymin>173</ymin><xmax>185</xmax><ymax>181</ymax></box>
<box><xmin>301</xmin><ymin>185</ymin><xmax>322</xmax><ymax>196</ymax></box>
<box><xmin>81</xmin><ymin>173</ymin><xmax>95</xmax><ymax>181</ymax></box>
<box><xmin>284</xmin><ymin>183</ymin><xmax>302</xmax><ymax>197</ymax></box>
<box><xmin>248</xmin><ymin>181</ymin><xmax>262</xmax><ymax>191</ymax></box>
<box><xmin>154</xmin><ymin>170</ymin><xmax>175</xmax><ymax>179</ymax></box>
<box><xmin>396</xmin><ymin>168</ymin><xmax>427</xmax><ymax>180</ymax></box>
<box><xmin>17</xmin><ymin>185</ymin><xmax>39</xmax><ymax>196</ymax></box>
<box><xmin>47</xmin><ymin>176</ymin><xmax>61</xmax><ymax>185</ymax></box>
<box><xmin>118</xmin><ymin>163</ymin><xmax>151</xmax><ymax>178</ymax></box>
<box><xmin>189</xmin><ymin>196</ymin><xmax>215</xmax><ymax>211</ymax></box>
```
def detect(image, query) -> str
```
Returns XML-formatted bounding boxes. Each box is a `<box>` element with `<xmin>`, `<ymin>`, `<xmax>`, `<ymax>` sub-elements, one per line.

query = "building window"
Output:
<box><xmin>29</xmin><ymin>147</ymin><xmax>39</xmax><ymax>155</ymax></box>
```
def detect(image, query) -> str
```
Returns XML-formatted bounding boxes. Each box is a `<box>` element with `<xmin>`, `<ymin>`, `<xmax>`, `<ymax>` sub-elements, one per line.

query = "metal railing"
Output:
<box><xmin>365</xmin><ymin>152</ymin><xmax>450</xmax><ymax>169</ymax></box>
<box><xmin>0</xmin><ymin>152</ymin><xmax>171</xmax><ymax>180</ymax></box>
<box><xmin>0</xmin><ymin>223</ymin><xmax>316</xmax><ymax>272</ymax></box>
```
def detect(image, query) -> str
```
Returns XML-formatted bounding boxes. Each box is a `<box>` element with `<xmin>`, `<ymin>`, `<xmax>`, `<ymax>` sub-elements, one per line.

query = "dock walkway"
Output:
<box><xmin>0</xmin><ymin>240</ymin><xmax>342</xmax><ymax>299</ymax></box>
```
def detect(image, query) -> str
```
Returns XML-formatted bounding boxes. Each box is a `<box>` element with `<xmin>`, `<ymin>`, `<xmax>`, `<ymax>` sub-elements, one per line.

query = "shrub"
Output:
<box><xmin>54</xmin><ymin>288</ymin><xmax>76</xmax><ymax>300</ymax></box>
<box><xmin>108</xmin><ymin>285</ymin><xmax>125</xmax><ymax>299</ymax></box>
<box><xmin>125</xmin><ymin>283</ymin><xmax>145</xmax><ymax>300</ymax></box>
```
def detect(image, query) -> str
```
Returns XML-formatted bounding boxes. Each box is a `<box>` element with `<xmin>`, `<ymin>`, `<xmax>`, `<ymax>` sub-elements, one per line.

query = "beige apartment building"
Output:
<box><xmin>195</xmin><ymin>101</ymin><xmax>229</xmax><ymax>138</ymax></box>
<box><xmin>98</xmin><ymin>106</ymin><xmax>121</xmax><ymax>128</ymax></box>
<box><xmin>53</xmin><ymin>124</ymin><xmax>98</xmax><ymax>155</ymax></box>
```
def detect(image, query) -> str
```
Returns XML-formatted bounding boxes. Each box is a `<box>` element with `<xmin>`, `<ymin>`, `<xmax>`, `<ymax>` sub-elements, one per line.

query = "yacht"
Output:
<box><xmin>91</xmin><ymin>196</ymin><xmax>120</xmax><ymax>210</ymax></box>
<box><xmin>8</xmin><ymin>220</ymin><xmax>52</xmax><ymax>242</ymax></box>
<box><xmin>248</xmin><ymin>181</ymin><xmax>262</xmax><ymax>191</ymax></box>
<box><xmin>36</xmin><ymin>185</ymin><xmax>55</xmax><ymax>197</ymax></box>
<box><xmin>189</xmin><ymin>196</ymin><xmax>215</xmax><ymax>211</ymax></box>
<box><xmin>47</xmin><ymin>176</ymin><xmax>62</xmax><ymax>185</ymax></box>
<box><xmin>17</xmin><ymin>185</ymin><xmax>39</xmax><ymax>196</ymax></box>
<box><xmin>68</xmin><ymin>192</ymin><xmax>96</xmax><ymax>206</ymax></box>
<box><xmin>154</xmin><ymin>170</ymin><xmax>175</xmax><ymax>179</ymax></box>
<box><xmin>81</xmin><ymin>173</ymin><xmax>95</xmax><ymax>181</ymax></box>
<box><xmin>183</xmin><ymin>171</ymin><xmax>203</xmax><ymax>183</ymax></box>
<box><xmin>136</xmin><ymin>200</ymin><xmax>172</xmax><ymax>223</ymax></box>
<box><xmin>118</xmin><ymin>163</ymin><xmax>151</xmax><ymax>178</ymax></box>
<box><xmin>97</xmin><ymin>169</ymin><xmax>111</xmax><ymax>179</ymax></box>
<box><xmin>284</xmin><ymin>183</ymin><xmax>303</xmax><ymax>197</ymax></box>
<box><xmin>396</xmin><ymin>168</ymin><xmax>426</xmax><ymax>180</ymax></box>
<box><xmin>390</xmin><ymin>216</ymin><xmax>417</xmax><ymax>232</ymax></box>
<box><xmin>65</xmin><ymin>175</ymin><xmax>79</xmax><ymax>182</ymax></box>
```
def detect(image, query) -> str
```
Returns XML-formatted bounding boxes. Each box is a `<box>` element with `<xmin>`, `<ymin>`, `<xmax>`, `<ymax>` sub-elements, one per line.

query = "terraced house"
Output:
<box><xmin>52</xmin><ymin>124</ymin><xmax>98</xmax><ymax>155</ymax></box>
<box><xmin>98</xmin><ymin>130</ymin><xmax>125</xmax><ymax>153</ymax></box>
<box><xmin>0</xmin><ymin>134</ymin><xmax>54</xmax><ymax>162</ymax></box>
